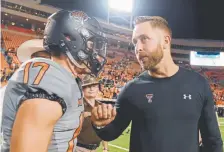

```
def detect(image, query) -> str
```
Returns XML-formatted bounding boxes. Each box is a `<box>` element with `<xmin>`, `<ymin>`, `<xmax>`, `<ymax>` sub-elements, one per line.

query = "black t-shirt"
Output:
<box><xmin>94</xmin><ymin>67</ymin><xmax>223</xmax><ymax>152</ymax></box>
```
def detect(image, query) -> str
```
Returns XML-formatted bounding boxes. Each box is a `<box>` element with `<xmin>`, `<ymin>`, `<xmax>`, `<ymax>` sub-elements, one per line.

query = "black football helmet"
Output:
<box><xmin>43</xmin><ymin>10</ymin><xmax>107</xmax><ymax>76</ymax></box>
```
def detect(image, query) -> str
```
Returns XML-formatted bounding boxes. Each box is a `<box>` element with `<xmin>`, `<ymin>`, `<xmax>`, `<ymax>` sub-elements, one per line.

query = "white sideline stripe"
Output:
<box><xmin>109</xmin><ymin>143</ymin><xmax>129</xmax><ymax>151</ymax></box>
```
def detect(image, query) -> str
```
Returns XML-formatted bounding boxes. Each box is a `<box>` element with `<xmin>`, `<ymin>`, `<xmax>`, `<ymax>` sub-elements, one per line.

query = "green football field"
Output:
<box><xmin>96</xmin><ymin>118</ymin><xmax>224</xmax><ymax>152</ymax></box>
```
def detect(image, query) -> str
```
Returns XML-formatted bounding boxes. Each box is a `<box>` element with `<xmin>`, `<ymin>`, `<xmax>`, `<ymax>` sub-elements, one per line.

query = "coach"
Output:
<box><xmin>91</xmin><ymin>16</ymin><xmax>223</xmax><ymax>152</ymax></box>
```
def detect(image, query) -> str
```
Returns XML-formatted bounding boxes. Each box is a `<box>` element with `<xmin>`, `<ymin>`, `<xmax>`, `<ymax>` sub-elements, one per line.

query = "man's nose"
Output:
<box><xmin>135</xmin><ymin>41</ymin><xmax>144</xmax><ymax>54</ymax></box>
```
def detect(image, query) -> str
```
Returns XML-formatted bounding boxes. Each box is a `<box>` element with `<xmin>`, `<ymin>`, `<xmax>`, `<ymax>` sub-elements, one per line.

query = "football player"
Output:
<box><xmin>1</xmin><ymin>10</ymin><xmax>107</xmax><ymax>152</ymax></box>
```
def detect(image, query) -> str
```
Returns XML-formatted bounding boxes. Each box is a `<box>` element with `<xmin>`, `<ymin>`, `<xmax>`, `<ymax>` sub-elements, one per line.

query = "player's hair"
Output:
<box><xmin>31</xmin><ymin>51</ymin><xmax>51</xmax><ymax>59</ymax></box>
<box><xmin>47</xmin><ymin>45</ymin><xmax>63</xmax><ymax>57</ymax></box>
<box><xmin>134</xmin><ymin>16</ymin><xmax>172</xmax><ymax>38</ymax></box>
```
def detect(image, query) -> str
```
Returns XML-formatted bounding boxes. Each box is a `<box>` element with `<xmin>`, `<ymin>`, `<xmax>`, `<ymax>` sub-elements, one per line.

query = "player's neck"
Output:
<box><xmin>52</xmin><ymin>55</ymin><xmax>79</xmax><ymax>77</ymax></box>
<box><xmin>148</xmin><ymin>53</ymin><xmax>179</xmax><ymax>78</ymax></box>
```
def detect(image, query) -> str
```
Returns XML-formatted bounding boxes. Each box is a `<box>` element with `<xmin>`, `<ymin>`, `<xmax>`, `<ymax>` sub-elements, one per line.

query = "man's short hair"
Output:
<box><xmin>134</xmin><ymin>16</ymin><xmax>172</xmax><ymax>38</ymax></box>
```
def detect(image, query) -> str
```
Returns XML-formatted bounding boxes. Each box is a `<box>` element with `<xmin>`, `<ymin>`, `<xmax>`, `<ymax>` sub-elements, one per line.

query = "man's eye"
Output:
<box><xmin>141</xmin><ymin>36</ymin><xmax>148</xmax><ymax>41</ymax></box>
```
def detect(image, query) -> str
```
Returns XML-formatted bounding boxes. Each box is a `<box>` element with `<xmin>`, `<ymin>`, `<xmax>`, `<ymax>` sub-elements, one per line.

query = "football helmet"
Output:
<box><xmin>43</xmin><ymin>10</ymin><xmax>107</xmax><ymax>76</ymax></box>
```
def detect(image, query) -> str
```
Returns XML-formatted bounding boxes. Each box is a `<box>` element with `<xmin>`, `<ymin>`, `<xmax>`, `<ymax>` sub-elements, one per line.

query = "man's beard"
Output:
<box><xmin>140</xmin><ymin>45</ymin><xmax>164</xmax><ymax>71</ymax></box>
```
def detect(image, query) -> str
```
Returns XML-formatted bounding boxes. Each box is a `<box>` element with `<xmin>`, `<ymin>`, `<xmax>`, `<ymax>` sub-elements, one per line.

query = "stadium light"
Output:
<box><xmin>108</xmin><ymin>0</ymin><xmax>133</xmax><ymax>13</ymax></box>
<box><xmin>107</xmin><ymin>0</ymin><xmax>134</xmax><ymax>28</ymax></box>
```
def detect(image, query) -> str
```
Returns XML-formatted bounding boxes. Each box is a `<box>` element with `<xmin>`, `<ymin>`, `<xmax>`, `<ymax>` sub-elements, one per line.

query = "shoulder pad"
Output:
<box><xmin>11</xmin><ymin>58</ymin><xmax>71</xmax><ymax>99</ymax></box>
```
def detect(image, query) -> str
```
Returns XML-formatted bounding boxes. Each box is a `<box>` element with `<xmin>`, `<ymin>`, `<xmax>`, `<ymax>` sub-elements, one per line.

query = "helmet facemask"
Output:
<box><xmin>62</xmin><ymin>28</ymin><xmax>107</xmax><ymax>77</ymax></box>
<box><xmin>79</xmin><ymin>31</ymin><xmax>107</xmax><ymax>77</ymax></box>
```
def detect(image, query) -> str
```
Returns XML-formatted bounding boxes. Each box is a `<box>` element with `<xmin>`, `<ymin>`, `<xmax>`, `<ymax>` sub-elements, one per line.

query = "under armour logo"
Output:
<box><xmin>183</xmin><ymin>94</ymin><xmax>192</xmax><ymax>100</ymax></box>
<box><xmin>146</xmin><ymin>94</ymin><xmax>153</xmax><ymax>103</ymax></box>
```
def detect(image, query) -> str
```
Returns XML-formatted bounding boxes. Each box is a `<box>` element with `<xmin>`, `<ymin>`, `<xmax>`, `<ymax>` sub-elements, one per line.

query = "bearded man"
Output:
<box><xmin>90</xmin><ymin>16</ymin><xmax>223</xmax><ymax>152</ymax></box>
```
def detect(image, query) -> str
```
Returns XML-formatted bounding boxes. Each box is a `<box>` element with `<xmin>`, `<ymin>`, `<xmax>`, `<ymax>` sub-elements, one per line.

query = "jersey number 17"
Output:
<box><xmin>23</xmin><ymin>62</ymin><xmax>49</xmax><ymax>85</ymax></box>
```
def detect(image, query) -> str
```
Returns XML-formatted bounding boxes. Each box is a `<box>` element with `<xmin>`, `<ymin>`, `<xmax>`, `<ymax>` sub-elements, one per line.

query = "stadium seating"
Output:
<box><xmin>2</xmin><ymin>30</ymin><xmax>35</xmax><ymax>50</ymax></box>
<box><xmin>1</xmin><ymin>52</ymin><xmax>9</xmax><ymax>70</ymax></box>
<box><xmin>1</xmin><ymin>24</ymin><xmax>35</xmax><ymax>35</ymax></box>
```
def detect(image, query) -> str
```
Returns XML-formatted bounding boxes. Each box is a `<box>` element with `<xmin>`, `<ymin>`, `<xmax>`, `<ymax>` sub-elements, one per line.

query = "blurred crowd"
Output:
<box><xmin>1</xmin><ymin>43</ymin><xmax>224</xmax><ymax>106</ymax></box>
<box><xmin>1</xmin><ymin>47</ymin><xmax>19</xmax><ymax>83</ymax></box>
<box><xmin>97</xmin><ymin>55</ymin><xmax>140</xmax><ymax>99</ymax></box>
<box><xmin>1</xmin><ymin>23</ymin><xmax>223</xmax><ymax>106</ymax></box>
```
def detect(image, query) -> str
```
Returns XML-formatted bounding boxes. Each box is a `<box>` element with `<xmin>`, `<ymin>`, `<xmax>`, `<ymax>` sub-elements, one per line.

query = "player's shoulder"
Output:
<box><xmin>19</xmin><ymin>58</ymin><xmax>62</xmax><ymax>72</ymax></box>
<box><xmin>10</xmin><ymin>58</ymin><xmax>73</xmax><ymax>92</ymax></box>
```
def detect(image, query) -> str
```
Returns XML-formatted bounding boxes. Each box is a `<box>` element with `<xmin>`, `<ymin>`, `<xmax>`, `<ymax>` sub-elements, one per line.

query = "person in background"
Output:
<box><xmin>76</xmin><ymin>75</ymin><xmax>108</xmax><ymax>152</ymax></box>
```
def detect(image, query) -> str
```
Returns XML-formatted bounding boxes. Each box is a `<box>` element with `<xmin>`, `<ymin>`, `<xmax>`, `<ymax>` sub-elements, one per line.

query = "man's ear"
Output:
<box><xmin>163</xmin><ymin>35</ymin><xmax>171</xmax><ymax>49</ymax></box>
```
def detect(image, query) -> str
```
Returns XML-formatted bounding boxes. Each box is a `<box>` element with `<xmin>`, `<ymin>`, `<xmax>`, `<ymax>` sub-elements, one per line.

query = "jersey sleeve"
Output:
<box><xmin>198</xmin><ymin>78</ymin><xmax>223</xmax><ymax>152</ymax></box>
<box><xmin>10</xmin><ymin>60</ymin><xmax>70</xmax><ymax>114</ymax></box>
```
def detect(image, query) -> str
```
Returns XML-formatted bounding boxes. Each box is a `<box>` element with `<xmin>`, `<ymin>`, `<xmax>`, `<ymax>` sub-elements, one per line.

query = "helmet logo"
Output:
<box><xmin>70</xmin><ymin>11</ymin><xmax>89</xmax><ymax>23</ymax></box>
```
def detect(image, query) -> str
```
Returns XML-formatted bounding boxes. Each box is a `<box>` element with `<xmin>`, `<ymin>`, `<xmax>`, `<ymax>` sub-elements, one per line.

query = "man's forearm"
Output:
<box><xmin>93</xmin><ymin>122</ymin><xmax>123</xmax><ymax>141</ymax></box>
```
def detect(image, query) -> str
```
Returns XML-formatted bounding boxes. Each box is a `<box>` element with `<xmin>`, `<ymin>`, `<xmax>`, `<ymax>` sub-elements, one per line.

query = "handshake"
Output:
<box><xmin>91</xmin><ymin>103</ymin><xmax>117</xmax><ymax>127</ymax></box>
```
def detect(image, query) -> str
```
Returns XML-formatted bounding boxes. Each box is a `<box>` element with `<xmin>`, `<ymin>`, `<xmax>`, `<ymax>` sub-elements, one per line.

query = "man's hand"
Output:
<box><xmin>91</xmin><ymin>104</ymin><xmax>116</xmax><ymax>127</ymax></box>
